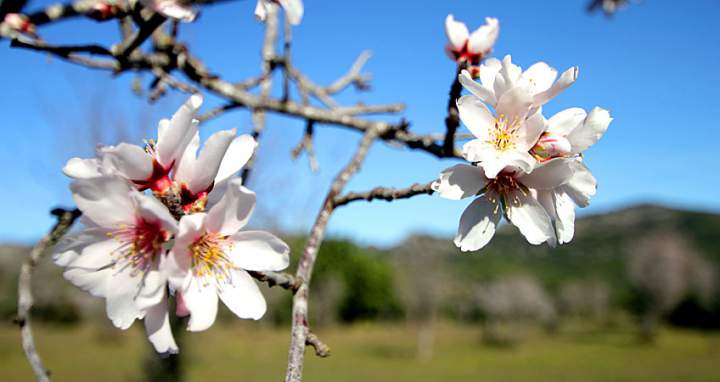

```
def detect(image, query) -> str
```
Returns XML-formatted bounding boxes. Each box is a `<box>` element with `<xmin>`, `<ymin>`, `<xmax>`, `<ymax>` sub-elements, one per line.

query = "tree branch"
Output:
<box><xmin>333</xmin><ymin>182</ymin><xmax>435</xmax><ymax>208</ymax></box>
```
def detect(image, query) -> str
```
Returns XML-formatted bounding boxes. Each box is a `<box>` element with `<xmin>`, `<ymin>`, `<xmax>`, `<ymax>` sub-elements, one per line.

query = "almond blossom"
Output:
<box><xmin>53</xmin><ymin>176</ymin><xmax>179</xmax><ymax>354</ymax></box>
<box><xmin>459</xmin><ymin>55</ymin><xmax>578</xmax><ymax>108</ymax></box>
<box><xmin>255</xmin><ymin>0</ymin><xmax>304</xmax><ymax>25</ymax></box>
<box><xmin>433</xmin><ymin>158</ymin><xmax>577</xmax><ymax>251</ymax></box>
<box><xmin>445</xmin><ymin>14</ymin><xmax>499</xmax><ymax>67</ymax></box>
<box><xmin>1</xmin><ymin>13</ymin><xmax>37</xmax><ymax>38</ymax></box>
<box><xmin>140</xmin><ymin>0</ymin><xmax>196</xmax><ymax>22</ymax></box>
<box><xmin>457</xmin><ymin>89</ymin><xmax>545</xmax><ymax>179</ymax></box>
<box><xmin>165</xmin><ymin>178</ymin><xmax>290</xmax><ymax>331</ymax></box>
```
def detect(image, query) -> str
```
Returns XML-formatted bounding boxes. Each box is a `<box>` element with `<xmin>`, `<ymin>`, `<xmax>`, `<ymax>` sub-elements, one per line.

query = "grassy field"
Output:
<box><xmin>1</xmin><ymin>321</ymin><xmax>719</xmax><ymax>382</ymax></box>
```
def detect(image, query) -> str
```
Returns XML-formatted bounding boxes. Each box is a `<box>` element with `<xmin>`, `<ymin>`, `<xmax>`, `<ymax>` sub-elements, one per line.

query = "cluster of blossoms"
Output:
<box><xmin>444</xmin><ymin>14</ymin><xmax>499</xmax><ymax>77</ymax></box>
<box><xmin>138</xmin><ymin>0</ymin><xmax>303</xmax><ymax>25</ymax></box>
<box><xmin>54</xmin><ymin>95</ymin><xmax>290</xmax><ymax>354</ymax></box>
<box><xmin>435</xmin><ymin>19</ymin><xmax>611</xmax><ymax>251</ymax></box>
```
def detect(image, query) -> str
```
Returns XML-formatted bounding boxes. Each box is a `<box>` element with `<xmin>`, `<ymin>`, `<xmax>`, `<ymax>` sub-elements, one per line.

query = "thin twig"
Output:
<box><xmin>333</xmin><ymin>182</ymin><xmax>435</xmax><ymax>208</ymax></box>
<box><xmin>16</xmin><ymin>208</ymin><xmax>81</xmax><ymax>382</ymax></box>
<box><xmin>248</xmin><ymin>271</ymin><xmax>302</xmax><ymax>292</ymax></box>
<box><xmin>442</xmin><ymin>64</ymin><xmax>466</xmax><ymax>156</ymax></box>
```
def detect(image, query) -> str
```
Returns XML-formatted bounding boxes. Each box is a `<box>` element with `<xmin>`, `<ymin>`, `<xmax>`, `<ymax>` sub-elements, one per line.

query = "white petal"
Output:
<box><xmin>70</xmin><ymin>176</ymin><xmax>136</xmax><ymax>228</ymax></box>
<box><xmin>227</xmin><ymin>231</ymin><xmax>290</xmax><ymax>272</ymax></box>
<box><xmin>459</xmin><ymin>70</ymin><xmax>496</xmax><ymax>105</ymax></box>
<box><xmin>554</xmin><ymin>191</ymin><xmax>576</xmax><ymax>245</ymax></box>
<box><xmin>467</xmin><ymin>17</ymin><xmax>499</xmax><ymax>54</ymax></box>
<box><xmin>518</xmin><ymin>158</ymin><xmax>575</xmax><ymax>190</ymax></box>
<box><xmin>462</xmin><ymin>139</ymin><xmax>496</xmax><ymax>163</ymax></box>
<box><xmin>63</xmin><ymin>158</ymin><xmax>102</xmax><ymax>179</ymax></box>
<box><xmin>506</xmin><ymin>190</ymin><xmax>554</xmax><ymax>245</ymax></box>
<box><xmin>53</xmin><ymin>231</ymin><xmax>104</xmax><ymax>267</ymax></box>
<box><xmin>536</xmin><ymin>190</ymin><xmax>558</xmax><ymax>247</ymax></box>
<box><xmin>547</xmin><ymin>107</ymin><xmax>587</xmax><ymax>136</ymax></box>
<box><xmin>156</xmin><ymin>95</ymin><xmax>202</xmax><ymax>169</ymax></box>
<box><xmin>445</xmin><ymin>14</ymin><xmax>469</xmax><ymax>50</ymax></box>
<box><xmin>254</xmin><ymin>0</ymin><xmax>268</xmax><ymax>21</ymax></box>
<box><xmin>187</xmin><ymin>129</ymin><xmax>237</xmax><ymax>194</ymax></box>
<box><xmin>99</xmin><ymin>143</ymin><xmax>153</xmax><ymax>181</ymax></box>
<box><xmin>174</xmin><ymin>132</ymin><xmax>200</xmax><ymax>188</ymax></box>
<box><xmin>457</xmin><ymin>95</ymin><xmax>495</xmax><ymax>141</ymax></box>
<box><xmin>522</xmin><ymin>62</ymin><xmax>558</xmax><ymax>94</ymax></box>
<box><xmin>156</xmin><ymin>0</ymin><xmax>196</xmax><ymax>22</ymax></box>
<box><xmin>454</xmin><ymin>193</ymin><xmax>502</xmax><ymax>252</ymax></box>
<box><xmin>516</xmin><ymin>109</ymin><xmax>546</xmax><ymax>151</ymax></box>
<box><xmin>183</xmin><ymin>277</ymin><xmax>219</xmax><ymax>331</ymax></box>
<box><xmin>479</xmin><ymin>150</ymin><xmax>536</xmax><ymax>179</ymax></box>
<box><xmin>495</xmin><ymin>85</ymin><xmax>533</xmax><ymax>121</ymax></box>
<box><xmin>104</xmin><ymin>269</ymin><xmax>147</xmax><ymax>329</ymax></box>
<box><xmin>166</xmin><ymin>213</ymin><xmax>206</xmax><ymax>289</ymax></box>
<box><xmin>131</xmin><ymin>191</ymin><xmax>178</xmax><ymax>234</ymax></box>
<box><xmin>144</xmin><ymin>299</ymin><xmax>179</xmax><ymax>355</ymax></box>
<box><xmin>560</xmin><ymin>160</ymin><xmax>597</xmax><ymax>207</ymax></box>
<box><xmin>479</xmin><ymin>57</ymin><xmax>502</xmax><ymax>92</ymax></box>
<box><xmin>217</xmin><ymin>269</ymin><xmax>267</xmax><ymax>320</ymax></box>
<box><xmin>432</xmin><ymin>164</ymin><xmax>489</xmax><ymax>200</ymax></box>
<box><xmin>567</xmin><ymin>107</ymin><xmax>612</xmax><ymax>154</ymax></box>
<box><xmin>533</xmin><ymin>66</ymin><xmax>578</xmax><ymax>106</ymax></box>
<box><xmin>497</xmin><ymin>55</ymin><xmax>522</xmax><ymax>92</ymax></box>
<box><xmin>62</xmin><ymin>238</ymin><xmax>121</xmax><ymax>298</ymax></box>
<box><xmin>278</xmin><ymin>0</ymin><xmax>303</xmax><ymax>25</ymax></box>
<box><xmin>214</xmin><ymin>134</ymin><xmax>256</xmax><ymax>185</ymax></box>
<box><xmin>206</xmin><ymin>179</ymin><xmax>256</xmax><ymax>236</ymax></box>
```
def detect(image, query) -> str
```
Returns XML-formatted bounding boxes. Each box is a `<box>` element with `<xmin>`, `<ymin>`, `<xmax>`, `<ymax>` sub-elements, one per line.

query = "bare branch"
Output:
<box><xmin>326</xmin><ymin>50</ymin><xmax>372</xmax><ymax>93</ymax></box>
<box><xmin>442</xmin><ymin>65</ymin><xmax>465</xmax><ymax>156</ymax></box>
<box><xmin>16</xmin><ymin>208</ymin><xmax>81</xmax><ymax>382</ymax></box>
<box><xmin>305</xmin><ymin>332</ymin><xmax>330</xmax><ymax>358</ymax></box>
<box><xmin>333</xmin><ymin>182</ymin><xmax>435</xmax><ymax>208</ymax></box>
<box><xmin>248</xmin><ymin>271</ymin><xmax>302</xmax><ymax>292</ymax></box>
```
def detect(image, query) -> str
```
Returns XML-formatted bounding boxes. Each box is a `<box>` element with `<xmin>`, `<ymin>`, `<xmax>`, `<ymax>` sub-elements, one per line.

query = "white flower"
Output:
<box><xmin>458</xmin><ymin>89</ymin><xmax>544</xmax><ymax>179</ymax></box>
<box><xmin>165</xmin><ymin>178</ymin><xmax>289</xmax><ymax>331</ymax></box>
<box><xmin>459</xmin><ymin>55</ymin><xmax>578</xmax><ymax>109</ymax></box>
<box><xmin>445</xmin><ymin>14</ymin><xmax>499</xmax><ymax>65</ymax></box>
<box><xmin>63</xmin><ymin>95</ymin><xmax>202</xmax><ymax>193</ymax></box>
<box><xmin>140</xmin><ymin>0</ymin><xmax>196</xmax><ymax>22</ymax></box>
<box><xmin>255</xmin><ymin>0</ymin><xmax>304</xmax><ymax>25</ymax></box>
<box><xmin>433</xmin><ymin>158</ymin><xmax>578</xmax><ymax>251</ymax></box>
<box><xmin>53</xmin><ymin>176</ymin><xmax>179</xmax><ymax>354</ymax></box>
<box><xmin>174</xmin><ymin>131</ymin><xmax>257</xmax><ymax>212</ymax></box>
<box><xmin>532</xmin><ymin>107</ymin><xmax>611</xmax><ymax>245</ymax></box>
<box><xmin>1</xmin><ymin>13</ymin><xmax>37</xmax><ymax>38</ymax></box>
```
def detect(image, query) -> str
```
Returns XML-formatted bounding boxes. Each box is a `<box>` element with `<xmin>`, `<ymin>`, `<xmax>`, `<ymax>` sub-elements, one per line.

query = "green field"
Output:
<box><xmin>1</xmin><ymin>322</ymin><xmax>719</xmax><ymax>382</ymax></box>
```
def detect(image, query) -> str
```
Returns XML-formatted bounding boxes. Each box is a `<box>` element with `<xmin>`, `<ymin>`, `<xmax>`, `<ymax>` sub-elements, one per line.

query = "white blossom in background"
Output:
<box><xmin>434</xmin><ymin>51</ymin><xmax>611</xmax><ymax>251</ymax></box>
<box><xmin>166</xmin><ymin>178</ymin><xmax>290</xmax><ymax>331</ymax></box>
<box><xmin>88</xmin><ymin>0</ymin><xmax>127</xmax><ymax>21</ymax></box>
<box><xmin>1</xmin><ymin>13</ymin><xmax>37</xmax><ymax>38</ymax></box>
<box><xmin>445</xmin><ymin>14</ymin><xmax>499</xmax><ymax>68</ymax></box>
<box><xmin>140</xmin><ymin>0</ymin><xmax>196</xmax><ymax>22</ymax></box>
<box><xmin>459</xmin><ymin>55</ymin><xmax>578</xmax><ymax>109</ymax></box>
<box><xmin>255</xmin><ymin>0</ymin><xmax>304</xmax><ymax>25</ymax></box>
<box><xmin>53</xmin><ymin>176</ymin><xmax>179</xmax><ymax>354</ymax></box>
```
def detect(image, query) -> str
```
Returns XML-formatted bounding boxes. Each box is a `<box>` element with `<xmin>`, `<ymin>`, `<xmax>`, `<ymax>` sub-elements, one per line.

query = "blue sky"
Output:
<box><xmin>1</xmin><ymin>0</ymin><xmax>719</xmax><ymax>246</ymax></box>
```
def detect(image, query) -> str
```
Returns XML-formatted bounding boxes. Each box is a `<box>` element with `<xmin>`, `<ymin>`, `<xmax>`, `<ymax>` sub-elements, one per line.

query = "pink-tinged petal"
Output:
<box><xmin>215</xmin><ymin>134</ymin><xmax>256</xmax><ymax>185</ymax></box>
<box><xmin>468</xmin><ymin>17</ymin><xmax>499</xmax><ymax>54</ymax></box>
<box><xmin>187</xmin><ymin>129</ymin><xmax>237</xmax><ymax>194</ymax></box>
<box><xmin>445</xmin><ymin>14</ymin><xmax>469</xmax><ymax>50</ymax></box>
<box><xmin>533</xmin><ymin>66</ymin><xmax>578</xmax><ymax>106</ymax></box>
<box><xmin>166</xmin><ymin>213</ymin><xmax>206</xmax><ymax>289</ymax></box>
<box><xmin>174</xmin><ymin>132</ymin><xmax>200</xmax><ymax>187</ymax></box>
<box><xmin>217</xmin><ymin>269</ymin><xmax>267</xmax><ymax>320</ymax></box>
<box><xmin>278</xmin><ymin>0</ymin><xmax>303</xmax><ymax>25</ymax></box>
<box><xmin>206</xmin><ymin>179</ymin><xmax>256</xmax><ymax>236</ymax></box>
<box><xmin>495</xmin><ymin>85</ymin><xmax>533</xmax><ymax>122</ymax></box>
<box><xmin>532</xmin><ymin>133</ymin><xmax>572</xmax><ymax>160</ymax></box>
<box><xmin>459</xmin><ymin>70</ymin><xmax>496</xmax><ymax>106</ymax></box>
<box><xmin>516</xmin><ymin>109</ymin><xmax>547</xmax><ymax>151</ymax></box>
<box><xmin>227</xmin><ymin>231</ymin><xmax>290</xmax><ymax>272</ymax></box>
<box><xmin>99</xmin><ymin>143</ymin><xmax>153</xmax><ymax>181</ymax></box>
<box><xmin>131</xmin><ymin>191</ymin><xmax>177</xmax><ymax>234</ymax></box>
<box><xmin>70</xmin><ymin>176</ymin><xmax>136</xmax><ymax>228</ymax></box>
<box><xmin>432</xmin><ymin>164</ymin><xmax>489</xmax><ymax>200</ymax></box>
<box><xmin>522</xmin><ymin>62</ymin><xmax>557</xmax><ymax>94</ymax></box>
<box><xmin>547</xmin><ymin>107</ymin><xmax>587</xmax><ymax>136</ymax></box>
<box><xmin>454</xmin><ymin>193</ymin><xmax>502</xmax><ymax>252</ymax></box>
<box><xmin>457</xmin><ymin>95</ymin><xmax>495</xmax><ymax>141</ymax></box>
<box><xmin>156</xmin><ymin>94</ymin><xmax>202</xmax><ymax>169</ymax></box>
<box><xmin>63</xmin><ymin>157</ymin><xmax>103</xmax><ymax>179</ymax></box>
<box><xmin>518</xmin><ymin>158</ymin><xmax>574</xmax><ymax>190</ymax></box>
<box><xmin>182</xmin><ymin>277</ymin><xmax>219</xmax><ymax>331</ymax></box>
<box><xmin>560</xmin><ymin>160</ymin><xmax>597</xmax><ymax>207</ymax></box>
<box><xmin>506</xmin><ymin>190</ymin><xmax>554</xmax><ymax>245</ymax></box>
<box><xmin>567</xmin><ymin>107</ymin><xmax>612</xmax><ymax>154</ymax></box>
<box><xmin>144</xmin><ymin>299</ymin><xmax>179</xmax><ymax>355</ymax></box>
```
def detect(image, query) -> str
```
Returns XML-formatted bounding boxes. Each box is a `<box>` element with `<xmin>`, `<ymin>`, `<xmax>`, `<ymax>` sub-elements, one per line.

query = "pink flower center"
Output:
<box><xmin>108</xmin><ymin>218</ymin><xmax>169</xmax><ymax>274</ymax></box>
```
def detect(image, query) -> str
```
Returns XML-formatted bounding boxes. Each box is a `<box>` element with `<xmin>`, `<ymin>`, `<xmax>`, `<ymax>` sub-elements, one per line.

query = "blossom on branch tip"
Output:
<box><xmin>166</xmin><ymin>178</ymin><xmax>290</xmax><ymax>331</ymax></box>
<box><xmin>255</xmin><ymin>0</ymin><xmax>304</xmax><ymax>25</ymax></box>
<box><xmin>1</xmin><ymin>13</ymin><xmax>37</xmax><ymax>38</ymax></box>
<box><xmin>53</xmin><ymin>176</ymin><xmax>179</xmax><ymax>354</ymax></box>
<box><xmin>459</xmin><ymin>55</ymin><xmax>578</xmax><ymax>108</ymax></box>
<box><xmin>140</xmin><ymin>0</ymin><xmax>196</xmax><ymax>22</ymax></box>
<box><xmin>445</xmin><ymin>14</ymin><xmax>499</xmax><ymax>66</ymax></box>
<box><xmin>88</xmin><ymin>0</ymin><xmax>127</xmax><ymax>21</ymax></box>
